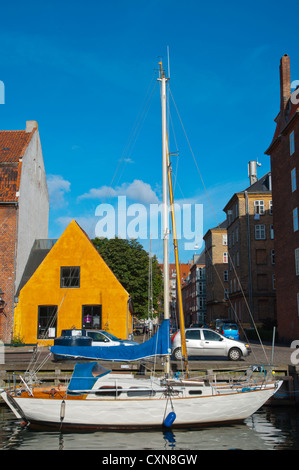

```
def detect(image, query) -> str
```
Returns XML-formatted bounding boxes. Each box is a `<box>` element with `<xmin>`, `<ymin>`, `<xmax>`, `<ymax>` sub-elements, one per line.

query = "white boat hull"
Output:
<box><xmin>1</xmin><ymin>381</ymin><xmax>282</xmax><ymax>430</ymax></box>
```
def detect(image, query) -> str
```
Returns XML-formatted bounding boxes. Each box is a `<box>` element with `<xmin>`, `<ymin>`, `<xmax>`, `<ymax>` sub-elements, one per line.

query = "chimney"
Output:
<box><xmin>25</xmin><ymin>120</ymin><xmax>38</xmax><ymax>133</ymax></box>
<box><xmin>248</xmin><ymin>161</ymin><xmax>258</xmax><ymax>186</ymax></box>
<box><xmin>280</xmin><ymin>54</ymin><xmax>291</xmax><ymax>114</ymax></box>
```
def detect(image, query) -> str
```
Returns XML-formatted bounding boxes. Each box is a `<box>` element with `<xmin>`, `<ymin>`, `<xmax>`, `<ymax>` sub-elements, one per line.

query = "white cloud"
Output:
<box><xmin>47</xmin><ymin>174</ymin><xmax>71</xmax><ymax>209</ymax></box>
<box><xmin>78</xmin><ymin>179</ymin><xmax>159</xmax><ymax>205</ymax></box>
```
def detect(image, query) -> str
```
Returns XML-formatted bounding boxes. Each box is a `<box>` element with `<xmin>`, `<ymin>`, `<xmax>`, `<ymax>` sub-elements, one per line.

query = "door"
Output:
<box><xmin>201</xmin><ymin>329</ymin><xmax>226</xmax><ymax>356</ymax></box>
<box><xmin>185</xmin><ymin>329</ymin><xmax>204</xmax><ymax>356</ymax></box>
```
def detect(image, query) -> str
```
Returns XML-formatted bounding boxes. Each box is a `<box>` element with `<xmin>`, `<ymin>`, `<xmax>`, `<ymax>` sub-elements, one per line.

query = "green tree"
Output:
<box><xmin>92</xmin><ymin>237</ymin><xmax>163</xmax><ymax>318</ymax></box>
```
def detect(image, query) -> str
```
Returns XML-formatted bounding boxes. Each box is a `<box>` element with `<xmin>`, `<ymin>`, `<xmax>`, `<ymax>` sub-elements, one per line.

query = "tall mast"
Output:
<box><xmin>159</xmin><ymin>62</ymin><xmax>170</xmax><ymax>377</ymax></box>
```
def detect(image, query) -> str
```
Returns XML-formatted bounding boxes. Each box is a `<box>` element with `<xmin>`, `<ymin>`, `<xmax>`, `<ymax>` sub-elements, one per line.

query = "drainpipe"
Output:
<box><xmin>245</xmin><ymin>191</ymin><xmax>253</xmax><ymax>325</ymax></box>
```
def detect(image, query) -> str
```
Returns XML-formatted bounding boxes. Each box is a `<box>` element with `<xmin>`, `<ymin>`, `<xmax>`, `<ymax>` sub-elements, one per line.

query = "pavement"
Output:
<box><xmin>1</xmin><ymin>340</ymin><xmax>295</xmax><ymax>369</ymax></box>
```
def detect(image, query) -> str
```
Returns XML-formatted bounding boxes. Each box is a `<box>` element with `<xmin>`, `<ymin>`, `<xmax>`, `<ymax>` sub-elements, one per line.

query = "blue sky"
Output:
<box><xmin>1</xmin><ymin>0</ymin><xmax>299</xmax><ymax>263</ymax></box>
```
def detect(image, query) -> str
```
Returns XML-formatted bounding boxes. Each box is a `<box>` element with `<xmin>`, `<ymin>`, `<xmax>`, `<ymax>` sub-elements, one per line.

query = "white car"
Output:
<box><xmin>85</xmin><ymin>330</ymin><xmax>138</xmax><ymax>347</ymax></box>
<box><xmin>171</xmin><ymin>328</ymin><xmax>251</xmax><ymax>361</ymax></box>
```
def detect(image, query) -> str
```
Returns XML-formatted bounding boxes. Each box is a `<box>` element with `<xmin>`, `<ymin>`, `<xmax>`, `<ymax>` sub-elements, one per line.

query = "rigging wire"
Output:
<box><xmin>168</xmin><ymin>85</ymin><xmax>271</xmax><ymax>364</ymax></box>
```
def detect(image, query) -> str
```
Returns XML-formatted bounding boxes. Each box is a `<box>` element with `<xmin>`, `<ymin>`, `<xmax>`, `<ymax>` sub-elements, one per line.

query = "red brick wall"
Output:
<box><xmin>270</xmin><ymin>120</ymin><xmax>299</xmax><ymax>341</ymax></box>
<box><xmin>0</xmin><ymin>204</ymin><xmax>18</xmax><ymax>343</ymax></box>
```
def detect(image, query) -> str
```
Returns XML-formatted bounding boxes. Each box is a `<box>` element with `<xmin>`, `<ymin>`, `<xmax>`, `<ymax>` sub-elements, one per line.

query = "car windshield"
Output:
<box><xmin>223</xmin><ymin>324</ymin><xmax>238</xmax><ymax>330</ymax></box>
<box><xmin>101</xmin><ymin>331</ymin><xmax>120</xmax><ymax>341</ymax></box>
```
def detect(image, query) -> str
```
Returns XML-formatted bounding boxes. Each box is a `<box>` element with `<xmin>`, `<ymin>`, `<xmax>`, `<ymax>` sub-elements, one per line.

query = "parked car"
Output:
<box><xmin>85</xmin><ymin>330</ymin><xmax>138</xmax><ymax>347</ymax></box>
<box><xmin>215</xmin><ymin>318</ymin><xmax>231</xmax><ymax>332</ymax></box>
<box><xmin>171</xmin><ymin>328</ymin><xmax>251</xmax><ymax>361</ymax></box>
<box><xmin>221</xmin><ymin>323</ymin><xmax>240</xmax><ymax>340</ymax></box>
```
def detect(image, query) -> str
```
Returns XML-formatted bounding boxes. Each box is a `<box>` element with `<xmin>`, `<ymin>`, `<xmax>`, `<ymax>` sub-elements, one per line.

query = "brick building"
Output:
<box><xmin>223</xmin><ymin>166</ymin><xmax>275</xmax><ymax>327</ymax></box>
<box><xmin>181</xmin><ymin>252</ymin><xmax>206</xmax><ymax>327</ymax></box>
<box><xmin>203</xmin><ymin>220</ymin><xmax>229</xmax><ymax>324</ymax></box>
<box><xmin>265</xmin><ymin>54</ymin><xmax>299</xmax><ymax>341</ymax></box>
<box><xmin>159</xmin><ymin>262</ymin><xmax>191</xmax><ymax>329</ymax></box>
<box><xmin>0</xmin><ymin>121</ymin><xmax>49</xmax><ymax>342</ymax></box>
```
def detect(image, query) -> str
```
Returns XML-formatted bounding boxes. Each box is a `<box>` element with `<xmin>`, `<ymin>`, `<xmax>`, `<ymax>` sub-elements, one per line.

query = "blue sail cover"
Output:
<box><xmin>51</xmin><ymin>319</ymin><xmax>170</xmax><ymax>361</ymax></box>
<box><xmin>67</xmin><ymin>362</ymin><xmax>111</xmax><ymax>394</ymax></box>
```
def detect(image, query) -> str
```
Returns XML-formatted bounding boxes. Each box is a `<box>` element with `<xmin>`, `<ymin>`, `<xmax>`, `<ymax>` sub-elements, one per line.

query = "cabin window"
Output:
<box><xmin>127</xmin><ymin>388</ymin><xmax>156</xmax><ymax>397</ymax></box>
<box><xmin>95</xmin><ymin>386</ymin><xmax>123</xmax><ymax>397</ymax></box>
<box><xmin>82</xmin><ymin>305</ymin><xmax>102</xmax><ymax>329</ymax></box>
<box><xmin>188</xmin><ymin>390</ymin><xmax>203</xmax><ymax>395</ymax></box>
<box><xmin>60</xmin><ymin>266</ymin><xmax>80</xmax><ymax>288</ymax></box>
<box><xmin>37</xmin><ymin>305</ymin><xmax>57</xmax><ymax>339</ymax></box>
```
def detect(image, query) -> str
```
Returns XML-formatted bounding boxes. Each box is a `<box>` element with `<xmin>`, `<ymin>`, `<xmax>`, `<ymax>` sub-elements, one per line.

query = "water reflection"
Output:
<box><xmin>1</xmin><ymin>405</ymin><xmax>299</xmax><ymax>450</ymax></box>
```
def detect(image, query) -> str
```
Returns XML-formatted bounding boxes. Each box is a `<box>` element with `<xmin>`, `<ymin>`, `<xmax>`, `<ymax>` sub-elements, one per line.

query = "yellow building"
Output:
<box><xmin>13</xmin><ymin>220</ymin><xmax>133</xmax><ymax>345</ymax></box>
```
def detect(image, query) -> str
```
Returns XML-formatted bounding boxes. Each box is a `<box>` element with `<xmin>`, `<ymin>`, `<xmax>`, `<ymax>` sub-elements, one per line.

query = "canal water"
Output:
<box><xmin>1</xmin><ymin>405</ymin><xmax>299</xmax><ymax>450</ymax></box>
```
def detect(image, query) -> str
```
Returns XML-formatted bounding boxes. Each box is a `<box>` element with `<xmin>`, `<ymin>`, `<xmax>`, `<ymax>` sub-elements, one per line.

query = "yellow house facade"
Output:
<box><xmin>13</xmin><ymin>220</ymin><xmax>133</xmax><ymax>345</ymax></box>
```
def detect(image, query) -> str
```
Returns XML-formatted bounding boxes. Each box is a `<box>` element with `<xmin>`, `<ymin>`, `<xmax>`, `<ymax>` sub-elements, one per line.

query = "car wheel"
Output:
<box><xmin>228</xmin><ymin>347</ymin><xmax>242</xmax><ymax>361</ymax></box>
<box><xmin>174</xmin><ymin>348</ymin><xmax>182</xmax><ymax>360</ymax></box>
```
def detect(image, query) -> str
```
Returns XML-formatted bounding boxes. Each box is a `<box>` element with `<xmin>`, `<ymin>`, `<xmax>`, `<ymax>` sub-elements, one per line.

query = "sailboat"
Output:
<box><xmin>1</xmin><ymin>63</ymin><xmax>282</xmax><ymax>430</ymax></box>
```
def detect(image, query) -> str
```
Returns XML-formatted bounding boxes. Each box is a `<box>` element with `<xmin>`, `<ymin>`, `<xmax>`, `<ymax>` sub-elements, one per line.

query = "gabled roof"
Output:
<box><xmin>0</xmin><ymin>127</ymin><xmax>36</xmax><ymax>202</ymax></box>
<box><xmin>16</xmin><ymin>220</ymin><xmax>130</xmax><ymax>298</ymax></box>
<box><xmin>223</xmin><ymin>172</ymin><xmax>272</xmax><ymax>212</ymax></box>
<box><xmin>0</xmin><ymin>130</ymin><xmax>34</xmax><ymax>163</ymax></box>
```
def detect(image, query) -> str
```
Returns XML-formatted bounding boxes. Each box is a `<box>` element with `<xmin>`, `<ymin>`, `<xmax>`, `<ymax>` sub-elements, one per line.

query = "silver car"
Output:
<box><xmin>171</xmin><ymin>328</ymin><xmax>251</xmax><ymax>361</ymax></box>
<box><xmin>85</xmin><ymin>330</ymin><xmax>138</xmax><ymax>347</ymax></box>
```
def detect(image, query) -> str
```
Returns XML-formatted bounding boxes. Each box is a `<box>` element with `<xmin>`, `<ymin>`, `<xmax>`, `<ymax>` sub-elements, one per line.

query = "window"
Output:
<box><xmin>227</xmin><ymin>210</ymin><xmax>233</xmax><ymax>225</ymax></box>
<box><xmin>203</xmin><ymin>330</ymin><xmax>222</xmax><ymax>341</ymax></box>
<box><xmin>270</xmin><ymin>224</ymin><xmax>274</xmax><ymax>239</ymax></box>
<box><xmin>127</xmin><ymin>388</ymin><xmax>156</xmax><ymax>397</ymax></box>
<box><xmin>295</xmin><ymin>248</ymin><xmax>299</xmax><ymax>275</ymax></box>
<box><xmin>222</xmin><ymin>234</ymin><xmax>227</xmax><ymax>245</ymax></box>
<box><xmin>271</xmin><ymin>249</ymin><xmax>275</xmax><ymax>265</ymax></box>
<box><xmin>292</xmin><ymin>168</ymin><xmax>297</xmax><ymax>192</ymax></box>
<box><xmin>186</xmin><ymin>329</ymin><xmax>201</xmax><ymax>340</ymax></box>
<box><xmin>82</xmin><ymin>305</ymin><xmax>102</xmax><ymax>329</ymax></box>
<box><xmin>297</xmin><ymin>293</ymin><xmax>299</xmax><ymax>317</ymax></box>
<box><xmin>60</xmin><ymin>266</ymin><xmax>80</xmax><ymax>287</ymax></box>
<box><xmin>272</xmin><ymin>274</ymin><xmax>276</xmax><ymax>290</ymax></box>
<box><xmin>290</xmin><ymin>130</ymin><xmax>295</xmax><ymax>156</ymax></box>
<box><xmin>223</xmin><ymin>270</ymin><xmax>228</xmax><ymax>282</ymax></box>
<box><xmin>37</xmin><ymin>305</ymin><xmax>57</xmax><ymax>339</ymax></box>
<box><xmin>224</xmin><ymin>288</ymin><xmax>229</xmax><ymax>300</ymax></box>
<box><xmin>255</xmin><ymin>225</ymin><xmax>266</xmax><ymax>240</ymax></box>
<box><xmin>223</xmin><ymin>252</ymin><xmax>228</xmax><ymax>263</ymax></box>
<box><xmin>269</xmin><ymin>200</ymin><xmax>273</xmax><ymax>214</ymax></box>
<box><xmin>254</xmin><ymin>200</ymin><xmax>265</xmax><ymax>215</ymax></box>
<box><xmin>293</xmin><ymin>208</ymin><xmax>299</xmax><ymax>232</ymax></box>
